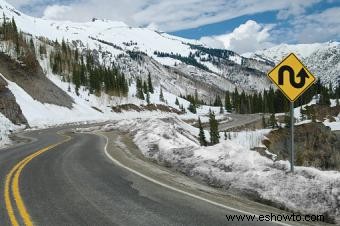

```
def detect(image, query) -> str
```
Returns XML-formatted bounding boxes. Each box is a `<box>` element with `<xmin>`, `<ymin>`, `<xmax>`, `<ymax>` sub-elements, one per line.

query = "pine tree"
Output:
<box><xmin>225</xmin><ymin>91</ymin><xmax>232</xmax><ymax>111</ymax></box>
<box><xmin>143</xmin><ymin>81</ymin><xmax>148</xmax><ymax>94</ymax></box>
<box><xmin>147</xmin><ymin>73</ymin><xmax>154</xmax><ymax>93</ymax></box>
<box><xmin>213</xmin><ymin>95</ymin><xmax>222</xmax><ymax>107</ymax></box>
<box><xmin>219</xmin><ymin>105</ymin><xmax>224</xmax><ymax>114</ymax></box>
<box><xmin>175</xmin><ymin>97</ymin><xmax>179</xmax><ymax>105</ymax></box>
<box><xmin>136</xmin><ymin>77</ymin><xmax>144</xmax><ymax>100</ymax></box>
<box><xmin>159</xmin><ymin>87</ymin><xmax>165</xmax><ymax>102</ymax></box>
<box><xmin>209</xmin><ymin>111</ymin><xmax>220</xmax><ymax>145</ymax></box>
<box><xmin>270</xmin><ymin>113</ymin><xmax>277</xmax><ymax>129</ymax></box>
<box><xmin>262</xmin><ymin>115</ymin><xmax>266</xmax><ymax>128</ymax></box>
<box><xmin>146</xmin><ymin>92</ymin><xmax>150</xmax><ymax>104</ymax></box>
<box><xmin>188</xmin><ymin>102</ymin><xmax>197</xmax><ymax>114</ymax></box>
<box><xmin>198</xmin><ymin>117</ymin><xmax>207</xmax><ymax>146</ymax></box>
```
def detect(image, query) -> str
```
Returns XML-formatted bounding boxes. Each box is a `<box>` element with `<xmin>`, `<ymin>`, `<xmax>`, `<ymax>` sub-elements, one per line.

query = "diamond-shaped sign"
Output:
<box><xmin>267</xmin><ymin>53</ymin><xmax>316</xmax><ymax>102</ymax></box>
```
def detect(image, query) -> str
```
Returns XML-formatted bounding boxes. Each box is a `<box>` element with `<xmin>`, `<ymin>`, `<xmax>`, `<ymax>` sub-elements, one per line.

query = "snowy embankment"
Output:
<box><xmin>103</xmin><ymin>117</ymin><xmax>340</xmax><ymax>220</ymax></box>
<box><xmin>0</xmin><ymin>113</ymin><xmax>23</xmax><ymax>148</ymax></box>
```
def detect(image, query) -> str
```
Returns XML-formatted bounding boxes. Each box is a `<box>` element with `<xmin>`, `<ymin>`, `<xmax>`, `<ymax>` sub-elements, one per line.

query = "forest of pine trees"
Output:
<box><xmin>135</xmin><ymin>74</ymin><xmax>154</xmax><ymax>102</ymax></box>
<box><xmin>0</xmin><ymin>14</ymin><xmax>38</xmax><ymax>71</ymax></box>
<box><xmin>222</xmin><ymin>80</ymin><xmax>339</xmax><ymax>114</ymax></box>
<box><xmin>49</xmin><ymin>39</ymin><xmax>129</xmax><ymax>97</ymax></box>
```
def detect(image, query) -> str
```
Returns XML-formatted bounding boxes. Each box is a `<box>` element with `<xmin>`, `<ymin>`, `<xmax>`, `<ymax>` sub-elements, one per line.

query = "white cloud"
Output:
<box><xmin>290</xmin><ymin>7</ymin><xmax>340</xmax><ymax>43</ymax></box>
<box><xmin>6</xmin><ymin>0</ymin><xmax>321</xmax><ymax>32</ymax></box>
<box><xmin>200</xmin><ymin>20</ymin><xmax>275</xmax><ymax>54</ymax></box>
<box><xmin>43</xmin><ymin>5</ymin><xmax>72</xmax><ymax>20</ymax></box>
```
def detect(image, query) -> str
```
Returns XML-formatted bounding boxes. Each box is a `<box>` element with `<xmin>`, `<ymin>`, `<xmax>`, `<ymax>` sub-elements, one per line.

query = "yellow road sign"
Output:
<box><xmin>267</xmin><ymin>53</ymin><xmax>316</xmax><ymax>102</ymax></box>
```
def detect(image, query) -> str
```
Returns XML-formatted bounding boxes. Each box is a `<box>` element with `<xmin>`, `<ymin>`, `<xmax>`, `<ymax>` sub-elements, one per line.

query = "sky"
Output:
<box><xmin>6</xmin><ymin>0</ymin><xmax>340</xmax><ymax>54</ymax></box>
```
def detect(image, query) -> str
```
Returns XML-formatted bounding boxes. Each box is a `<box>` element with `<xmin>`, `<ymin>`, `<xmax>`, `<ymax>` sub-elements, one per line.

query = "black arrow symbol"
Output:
<box><xmin>278</xmin><ymin>66</ymin><xmax>309</xmax><ymax>88</ymax></box>
<box><xmin>293</xmin><ymin>68</ymin><xmax>309</xmax><ymax>88</ymax></box>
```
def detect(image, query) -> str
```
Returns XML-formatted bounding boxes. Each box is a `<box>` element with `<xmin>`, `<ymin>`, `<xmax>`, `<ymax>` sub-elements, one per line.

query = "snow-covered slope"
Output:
<box><xmin>0</xmin><ymin>0</ymin><xmax>272</xmax><ymax>93</ymax></box>
<box><xmin>244</xmin><ymin>42</ymin><xmax>340</xmax><ymax>85</ymax></box>
<box><xmin>87</xmin><ymin>118</ymin><xmax>340</xmax><ymax>219</ymax></box>
<box><xmin>243</xmin><ymin>43</ymin><xmax>325</xmax><ymax>62</ymax></box>
<box><xmin>0</xmin><ymin>0</ymin><xmax>197</xmax><ymax>59</ymax></box>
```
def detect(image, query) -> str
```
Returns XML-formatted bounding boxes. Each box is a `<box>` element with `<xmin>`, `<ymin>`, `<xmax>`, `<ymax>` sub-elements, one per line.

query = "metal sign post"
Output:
<box><xmin>290</xmin><ymin>102</ymin><xmax>294</xmax><ymax>173</ymax></box>
<box><xmin>267</xmin><ymin>53</ymin><xmax>316</xmax><ymax>173</ymax></box>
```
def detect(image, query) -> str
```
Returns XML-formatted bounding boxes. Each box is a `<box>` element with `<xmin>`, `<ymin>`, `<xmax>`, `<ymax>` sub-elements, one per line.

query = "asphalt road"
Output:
<box><xmin>218</xmin><ymin>113</ymin><xmax>264</xmax><ymax>131</ymax></box>
<box><xmin>0</xmin><ymin>127</ymin><xmax>279</xmax><ymax>226</ymax></box>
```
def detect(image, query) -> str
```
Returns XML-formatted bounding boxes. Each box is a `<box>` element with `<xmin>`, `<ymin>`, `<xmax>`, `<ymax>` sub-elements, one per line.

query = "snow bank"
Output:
<box><xmin>0</xmin><ymin>113</ymin><xmax>23</xmax><ymax>148</ymax></box>
<box><xmin>106</xmin><ymin>117</ymin><xmax>340</xmax><ymax>220</ymax></box>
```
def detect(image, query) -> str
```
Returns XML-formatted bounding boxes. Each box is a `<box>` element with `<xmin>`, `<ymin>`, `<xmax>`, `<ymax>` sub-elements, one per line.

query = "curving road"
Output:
<box><xmin>218</xmin><ymin>113</ymin><xmax>264</xmax><ymax>132</ymax></box>
<box><xmin>0</xmin><ymin>127</ymin><xmax>284</xmax><ymax>226</ymax></box>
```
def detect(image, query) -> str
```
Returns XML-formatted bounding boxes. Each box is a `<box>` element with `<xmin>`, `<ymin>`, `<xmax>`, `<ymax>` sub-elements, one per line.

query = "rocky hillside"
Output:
<box><xmin>0</xmin><ymin>53</ymin><xmax>74</xmax><ymax>108</ymax></box>
<box><xmin>0</xmin><ymin>76</ymin><xmax>26</xmax><ymax>125</ymax></box>
<box><xmin>263</xmin><ymin>122</ymin><xmax>340</xmax><ymax>170</ymax></box>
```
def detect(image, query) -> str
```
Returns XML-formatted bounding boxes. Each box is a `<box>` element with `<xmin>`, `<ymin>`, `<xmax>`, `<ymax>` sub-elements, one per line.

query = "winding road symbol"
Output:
<box><xmin>278</xmin><ymin>65</ymin><xmax>310</xmax><ymax>88</ymax></box>
<box><xmin>267</xmin><ymin>53</ymin><xmax>316</xmax><ymax>102</ymax></box>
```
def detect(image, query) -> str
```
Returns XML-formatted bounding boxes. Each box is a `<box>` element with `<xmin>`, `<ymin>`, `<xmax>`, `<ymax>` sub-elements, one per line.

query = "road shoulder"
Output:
<box><xmin>98</xmin><ymin>130</ymin><xmax>325</xmax><ymax>226</ymax></box>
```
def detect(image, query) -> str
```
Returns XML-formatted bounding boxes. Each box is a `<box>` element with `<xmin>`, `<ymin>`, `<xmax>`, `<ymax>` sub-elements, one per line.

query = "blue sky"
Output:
<box><xmin>7</xmin><ymin>0</ymin><xmax>340</xmax><ymax>53</ymax></box>
<box><xmin>172</xmin><ymin>1</ymin><xmax>340</xmax><ymax>40</ymax></box>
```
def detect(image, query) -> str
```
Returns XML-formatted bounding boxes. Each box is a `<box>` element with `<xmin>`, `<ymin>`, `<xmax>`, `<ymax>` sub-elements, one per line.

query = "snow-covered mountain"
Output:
<box><xmin>0</xmin><ymin>0</ymin><xmax>273</xmax><ymax>96</ymax></box>
<box><xmin>243</xmin><ymin>42</ymin><xmax>340</xmax><ymax>85</ymax></box>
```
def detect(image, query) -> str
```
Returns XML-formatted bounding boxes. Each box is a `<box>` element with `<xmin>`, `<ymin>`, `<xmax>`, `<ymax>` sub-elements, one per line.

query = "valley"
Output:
<box><xmin>0</xmin><ymin>0</ymin><xmax>339</xmax><ymax>225</ymax></box>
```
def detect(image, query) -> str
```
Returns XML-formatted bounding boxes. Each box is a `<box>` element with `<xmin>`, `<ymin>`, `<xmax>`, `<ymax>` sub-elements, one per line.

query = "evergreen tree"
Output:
<box><xmin>175</xmin><ymin>97</ymin><xmax>179</xmax><ymax>105</ymax></box>
<box><xmin>136</xmin><ymin>77</ymin><xmax>144</xmax><ymax>100</ymax></box>
<box><xmin>198</xmin><ymin>117</ymin><xmax>207</xmax><ymax>146</ymax></box>
<box><xmin>209</xmin><ymin>111</ymin><xmax>220</xmax><ymax>145</ymax></box>
<box><xmin>213</xmin><ymin>95</ymin><xmax>222</xmax><ymax>107</ymax></box>
<box><xmin>219</xmin><ymin>105</ymin><xmax>224</xmax><ymax>114</ymax></box>
<box><xmin>159</xmin><ymin>87</ymin><xmax>165</xmax><ymax>102</ymax></box>
<box><xmin>143</xmin><ymin>81</ymin><xmax>148</xmax><ymax>94</ymax></box>
<box><xmin>262</xmin><ymin>115</ymin><xmax>266</xmax><ymax>128</ymax></box>
<box><xmin>269</xmin><ymin>113</ymin><xmax>277</xmax><ymax>129</ymax></box>
<box><xmin>225</xmin><ymin>91</ymin><xmax>232</xmax><ymax>111</ymax></box>
<box><xmin>146</xmin><ymin>92</ymin><xmax>151</xmax><ymax>104</ymax></box>
<box><xmin>188</xmin><ymin>102</ymin><xmax>197</xmax><ymax>114</ymax></box>
<box><xmin>147</xmin><ymin>73</ymin><xmax>154</xmax><ymax>93</ymax></box>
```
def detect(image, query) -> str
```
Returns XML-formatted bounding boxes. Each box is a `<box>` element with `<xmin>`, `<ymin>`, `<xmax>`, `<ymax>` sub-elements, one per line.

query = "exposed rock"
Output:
<box><xmin>263</xmin><ymin>122</ymin><xmax>340</xmax><ymax>170</ymax></box>
<box><xmin>0</xmin><ymin>77</ymin><xmax>27</xmax><ymax>125</ymax></box>
<box><xmin>0</xmin><ymin>53</ymin><xmax>74</xmax><ymax>108</ymax></box>
<box><xmin>304</xmin><ymin>104</ymin><xmax>340</xmax><ymax>121</ymax></box>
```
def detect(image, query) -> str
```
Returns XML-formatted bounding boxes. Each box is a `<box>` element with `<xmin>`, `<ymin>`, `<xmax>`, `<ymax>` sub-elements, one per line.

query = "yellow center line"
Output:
<box><xmin>4</xmin><ymin>133</ymin><xmax>72</xmax><ymax>226</ymax></box>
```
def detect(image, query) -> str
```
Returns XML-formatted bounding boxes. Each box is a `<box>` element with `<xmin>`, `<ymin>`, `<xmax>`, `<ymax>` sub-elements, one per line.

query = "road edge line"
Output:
<box><xmin>100</xmin><ymin>133</ymin><xmax>292</xmax><ymax>226</ymax></box>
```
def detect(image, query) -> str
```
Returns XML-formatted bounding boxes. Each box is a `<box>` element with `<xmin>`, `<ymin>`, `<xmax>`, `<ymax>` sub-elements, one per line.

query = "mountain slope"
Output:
<box><xmin>243</xmin><ymin>42</ymin><xmax>340</xmax><ymax>85</ymax></box>
<box><xmin>0</xmin><ymin>0</ymin><xmax>272</xmax><ymax>95</ymax></box>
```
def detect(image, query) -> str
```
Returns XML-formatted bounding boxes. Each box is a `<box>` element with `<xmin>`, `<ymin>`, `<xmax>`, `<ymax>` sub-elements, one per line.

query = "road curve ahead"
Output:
<box><xmin>0</xmin><ymin>128</ymin><xmax>278</xmax><ymax>226</ymax></box>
